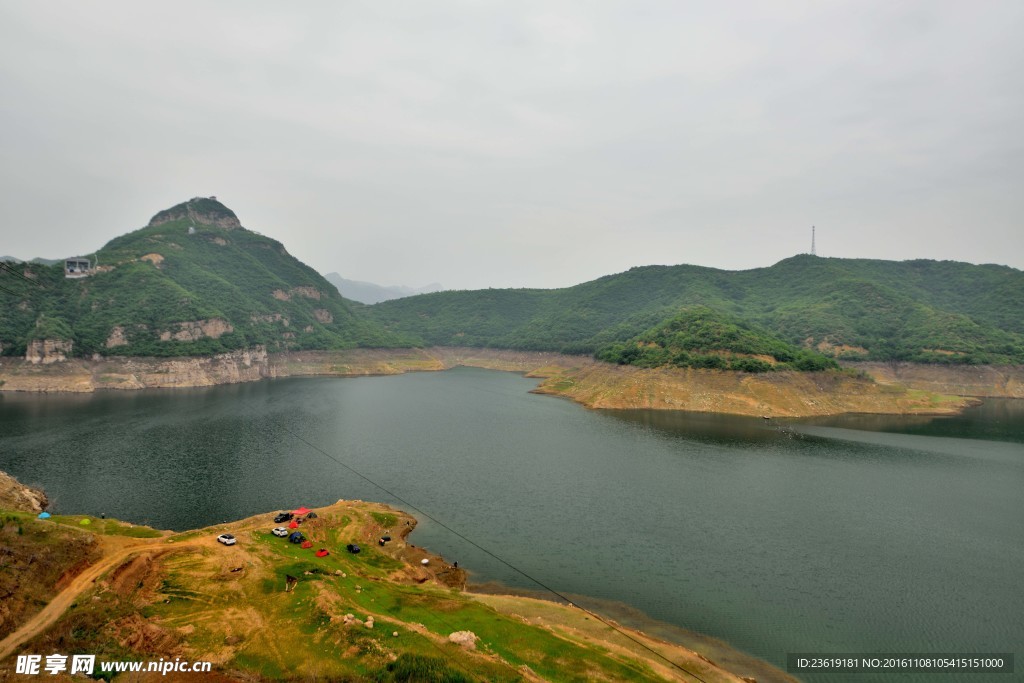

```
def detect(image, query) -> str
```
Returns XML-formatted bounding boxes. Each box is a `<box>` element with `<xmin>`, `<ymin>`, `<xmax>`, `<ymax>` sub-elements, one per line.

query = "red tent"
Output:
<box><xmin>293</xmin><ymin>506</ymin><xmax>311</xmax><ymax>516</ymax></box>
<box><xmin>288</xmin><ymin>520</ymin><xmax>299</xmax><ymax>529</ymax></box>
<box><xmin>301</xmin><ymin>540</ymin><xmax>313</xmax><ymax>549</ymax></box>
<box><xmin>315</xmin><ymin>549</ymin><xmax>330</xmax><ymax>557</ymax></box>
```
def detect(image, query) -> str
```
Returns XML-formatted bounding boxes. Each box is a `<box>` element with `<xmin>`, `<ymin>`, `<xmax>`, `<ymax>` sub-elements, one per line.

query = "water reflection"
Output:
<box><xmin>795</xmin><ymin>398</ymin><xmax>1024</xmax><ymax>444</ymax></box>
<box><xmin>603</xmin><ymin>409</ymin><xmax>783</xmax><ymax>446</ymax></box>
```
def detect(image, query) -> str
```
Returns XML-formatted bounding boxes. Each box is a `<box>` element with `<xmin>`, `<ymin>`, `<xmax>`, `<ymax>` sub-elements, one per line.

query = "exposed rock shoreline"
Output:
<box><xmin>1</xmin><ymin>346</ymin><xmax>1021</xmax><ymax>417</ymax></box>
<box><xmin>0</xmin><ymin>470</ymin><xmax>49</xmax><ymax>513</ymax></box>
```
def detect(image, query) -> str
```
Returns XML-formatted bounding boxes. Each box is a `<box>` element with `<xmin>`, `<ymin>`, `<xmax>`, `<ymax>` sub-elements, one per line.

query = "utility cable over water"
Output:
<box><xmin>273</xmin><ymin>419</ymin><xmax>710</xmax><ymax>682</ymax></box>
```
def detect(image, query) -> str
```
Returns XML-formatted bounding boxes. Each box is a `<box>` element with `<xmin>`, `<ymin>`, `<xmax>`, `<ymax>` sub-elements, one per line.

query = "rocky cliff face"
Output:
<box><xmin>272</xmin><ymin>286</ymin><xmax>323</xmax><ymax>301</ymax></box>
<box><xmin>849</xmin><ymin>361</ymin><xmax>1024</xmax><ymax>398</ymax></box>
<box><xmin>194</xmin><ymin>213</ymin><xmax>241</xmax><ymax>230</ymax></box>
<box><xmin>95</xmin><ymin>346</ymin><xmax>272</xmax><ymax>389</ymax></box>
<box><xmin>157</xmin><ymin>318</ymin><xmax>233</xmax><ymax>342</ymax></box>
<box><xmin>106</xmin><ymin>326</ymin><xmax>130</xmax><ymax>348</ymax></box>
<box><xmin>0</xmin><ymin>470</ymin><xmax>49</xmax><ymax>513</ymax></box>
<box><xmin>148</xmin><ymin>197</ymin><xmax>242</xmax><ymax>230</ymax></box>
<box><xmin>25</xmin><ymin>339</ymin><xmax>73</xmax><ymax>364</ymax></box>
<box><xmin>0</xmin><ymin>346</ymin><xmax>273</xmax><ymax>392</ymax></box>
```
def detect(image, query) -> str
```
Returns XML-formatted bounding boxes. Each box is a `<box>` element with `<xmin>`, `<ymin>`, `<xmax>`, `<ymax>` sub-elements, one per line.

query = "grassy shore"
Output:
<box><xmin>0</xmin><ymin>499</ymin><xmax>794</xmax><ymax>682</ymax></box>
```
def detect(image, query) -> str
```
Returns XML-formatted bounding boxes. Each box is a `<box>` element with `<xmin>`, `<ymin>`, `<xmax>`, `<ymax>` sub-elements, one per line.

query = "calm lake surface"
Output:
<box><xmin>2</xmin><ymin>368</ymin><xmax>1022</xmax><ymax>682</ymax></box>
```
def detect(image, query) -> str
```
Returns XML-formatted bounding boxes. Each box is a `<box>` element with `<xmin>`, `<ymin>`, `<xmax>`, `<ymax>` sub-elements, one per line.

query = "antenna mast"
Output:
<box><xmin>811</xmin><ymin>226</ymin><xmax>816</xmax><ymax>256</ymax></box>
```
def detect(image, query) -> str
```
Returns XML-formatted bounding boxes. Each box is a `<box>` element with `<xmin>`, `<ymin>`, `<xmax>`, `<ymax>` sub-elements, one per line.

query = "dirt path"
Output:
<box><xmin>0</xmin><ymin>537</ymin><xmax>206</xmax><ymax>660</ymax></box>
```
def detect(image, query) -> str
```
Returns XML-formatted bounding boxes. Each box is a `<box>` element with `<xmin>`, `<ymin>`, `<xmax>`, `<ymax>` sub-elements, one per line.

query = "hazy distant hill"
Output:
<box><xmin>367</xmin><ymin>255</ymin><xmax>1024</xmax><ymax>365</ymax></box>
<box><xmin>324</xmin><ymin>273</ymin><xmax>442</xmax><ymax>304</ymax></box>
<box><xmin>0</xmin><ymin>256</ymin><xmax>61</xmax><ymax>266</ymax></box>
<box><xmin>0</xmin><ymin>198</ymin><xmax>412</xmax><ymax>358</ymax></box>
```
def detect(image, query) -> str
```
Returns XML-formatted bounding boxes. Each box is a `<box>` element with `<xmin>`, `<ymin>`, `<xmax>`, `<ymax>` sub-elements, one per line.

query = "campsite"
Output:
<box><xmin>1</xmin><ymin>497</ymin><xmax>756</xmax><ymax>682</ymax></box>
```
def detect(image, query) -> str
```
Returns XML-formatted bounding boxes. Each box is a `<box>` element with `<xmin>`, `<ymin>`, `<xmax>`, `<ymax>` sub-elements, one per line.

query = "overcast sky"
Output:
<box><xmin>1</xmin><ymin>1</ymin><xmax>1021</xmax><ymax>290</ymax></box>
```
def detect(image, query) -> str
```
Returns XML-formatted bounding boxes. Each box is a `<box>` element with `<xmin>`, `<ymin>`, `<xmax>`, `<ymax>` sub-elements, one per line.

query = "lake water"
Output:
<box><xmin>1</xmin><ymin>368</ymin><xmax>1021</xmax><ymax>682</ymax></box>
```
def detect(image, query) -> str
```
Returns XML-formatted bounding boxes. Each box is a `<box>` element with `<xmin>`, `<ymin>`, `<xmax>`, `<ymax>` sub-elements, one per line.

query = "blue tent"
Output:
<box><xmin>289</xmin><ymin>532</ymin><xmax>304</xmax><ymax>544</ymax></box>
<box><xmin>37</xmin><ymin>512</ymin><xmax>51</xmax><ymax>519</ymax></box>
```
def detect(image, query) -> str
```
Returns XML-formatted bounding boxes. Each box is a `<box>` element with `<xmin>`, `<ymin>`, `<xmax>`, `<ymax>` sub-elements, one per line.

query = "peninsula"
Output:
<box><xmin>0</xmin><ymin>472</ymin><xmax>790</xmax><ymax>682</ymax></box>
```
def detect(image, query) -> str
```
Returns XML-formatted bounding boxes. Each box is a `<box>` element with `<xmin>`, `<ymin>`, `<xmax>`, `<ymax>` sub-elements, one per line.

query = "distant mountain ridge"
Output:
<box><xmin>323</xmin><ymin>273</ymin><xmax>443</xmax><ymax>305</ymax></box>
<box><xmin>0</xmin><ymin>198</ymin><xmax>412</xmax><ymax>359</ymax></box>
<box><xmin>366</xmin><ymin>255</ymin><xmax>1024</xmax><ymax>365</ymax></box>
<box><xmin>1</xmin><ymin>256</ymin><xmax>61</xmax><ymax>266</ymax></box>
<box><xmin>5</xmin><ymin>198</ymin><xmax>1022</xmax><ymax>368</ymax></box>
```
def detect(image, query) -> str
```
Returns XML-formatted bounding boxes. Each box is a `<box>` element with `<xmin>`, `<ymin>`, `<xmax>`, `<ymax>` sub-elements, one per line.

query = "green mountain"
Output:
<box><xmin>5</xmin><ymin>199</ymin><xmax>1020</xmax><ymax>369</ymax></box>
<box><xmin>0</xmin><ymin>198</ymin><xmax>410</xmax><ymax>358</ymax></box>
<box><xmin>595</xmin><ymin>307</ymin><xmax>838</xmax><ymax>372</ymax></box>
<box><xmin>367</xmin><ymin>255</ymin><xmax>1024</xmax><ymax>365</ymax></box>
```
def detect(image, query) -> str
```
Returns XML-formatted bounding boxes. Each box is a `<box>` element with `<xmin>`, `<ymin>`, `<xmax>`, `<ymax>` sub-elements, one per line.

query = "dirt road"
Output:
<box><xmin>0</xmin><ymin>537</ymin><xmax>206</xmax><ymax>661</ymax></box>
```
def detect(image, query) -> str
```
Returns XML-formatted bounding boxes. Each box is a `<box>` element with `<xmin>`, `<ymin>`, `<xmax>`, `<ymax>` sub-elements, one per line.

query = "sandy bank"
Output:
<box><xmin>3</xmin><ymin>346</ymin><xmax>1019</xmax><ymax>417</ymax></box>
<box><xmin>527</xmin><ymin>359</ymin><xmax>980</xmax><ymax>417</ymax></box>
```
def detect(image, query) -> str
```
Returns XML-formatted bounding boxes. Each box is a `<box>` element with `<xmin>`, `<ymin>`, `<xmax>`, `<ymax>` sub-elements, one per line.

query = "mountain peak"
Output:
<box><xmin>148</xmin><ymin>196</ymin><xmax>241</xmax><ymax>230</ymax></box>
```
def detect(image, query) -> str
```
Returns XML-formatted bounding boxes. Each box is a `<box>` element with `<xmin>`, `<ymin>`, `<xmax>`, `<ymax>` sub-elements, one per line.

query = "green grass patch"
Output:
<box><xmin>231</xmin><ymin>653</ymin><xmax>285</xmax><ymax>681</ymax></box>
<box><xmin>370</xmin><ymin>511</ymin><xmax>399</xmax><ymax>528</ymax></box>
<box><xmin>372</xmin><ymin>653</ymin><xmax>473</xmax><ymax>682</ymax></box>
<box><xmin>341</xmin><ymin>582</ymin><xmax>656</xmax><ymax>681</ymax></box>
<box><xmin>50</xmin><ymin>515</ymin><xmax>163</xmax><ymax>537</ymax></box>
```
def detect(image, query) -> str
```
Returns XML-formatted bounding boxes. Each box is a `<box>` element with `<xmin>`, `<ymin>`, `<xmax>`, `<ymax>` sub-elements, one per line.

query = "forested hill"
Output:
<box><xmin>5</xmin><ymin>201</ymin><xmax>1021</xmax><ymax>368</ymax></box>
<box><xmin>367</xmin><ymin>255</ymin><xmax>1024</xmax><ymax>365</ymax></box>
<box><xmin>0</xmin><ymin>198</ymin><xmax>411</xmax><ymax>358</ymax></box>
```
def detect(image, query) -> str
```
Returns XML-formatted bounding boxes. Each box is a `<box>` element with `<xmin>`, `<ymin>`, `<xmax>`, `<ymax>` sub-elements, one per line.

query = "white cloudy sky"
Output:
<box><xmin>1</xmin><ymin>1</ymin><xmax>1021</xmax><ymax>289</ymax></box>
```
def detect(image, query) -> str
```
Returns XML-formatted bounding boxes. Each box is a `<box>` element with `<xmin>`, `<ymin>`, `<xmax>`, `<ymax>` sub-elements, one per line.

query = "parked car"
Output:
<box><xmin>217</xmin><ymin>534</ymin><xmax>236</xmax><ymax>546</ymax></box>
<box><xmin>272</xmin><ymin>526</ymin><xmax>288</xmax><ymax>537</ymax></box>
<box><xmin>274</xmin><ymin>512</ymin><xmax>294</xmax><ymax>523</ymax></box>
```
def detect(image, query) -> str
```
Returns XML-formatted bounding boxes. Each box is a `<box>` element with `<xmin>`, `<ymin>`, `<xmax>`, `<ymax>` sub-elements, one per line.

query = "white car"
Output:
<box><xmin>217</xmin><ymin>533</ymin><xmax>236</xmax><ymax>546</ymax></box>
<box><xmin>272</xmin><ymin>526</ymin><xmax>288</xmax><ymax>537</ymax></box>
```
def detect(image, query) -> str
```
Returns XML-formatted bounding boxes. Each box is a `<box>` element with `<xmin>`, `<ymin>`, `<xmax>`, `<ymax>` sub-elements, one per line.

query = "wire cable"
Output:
<box><xmin>276</xmin><ymin>420</ymin><xmax>709</xmax><ymax>682</ymax></box>
<box><xmin>0</xmin><ymin>262</ymin><xmax>46</xmax><ymax>287</ymax></box>
<box><xmin>258</xmin><ymin>426</ymin><xmax>489</xmax><ymax>682</ymax></box>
